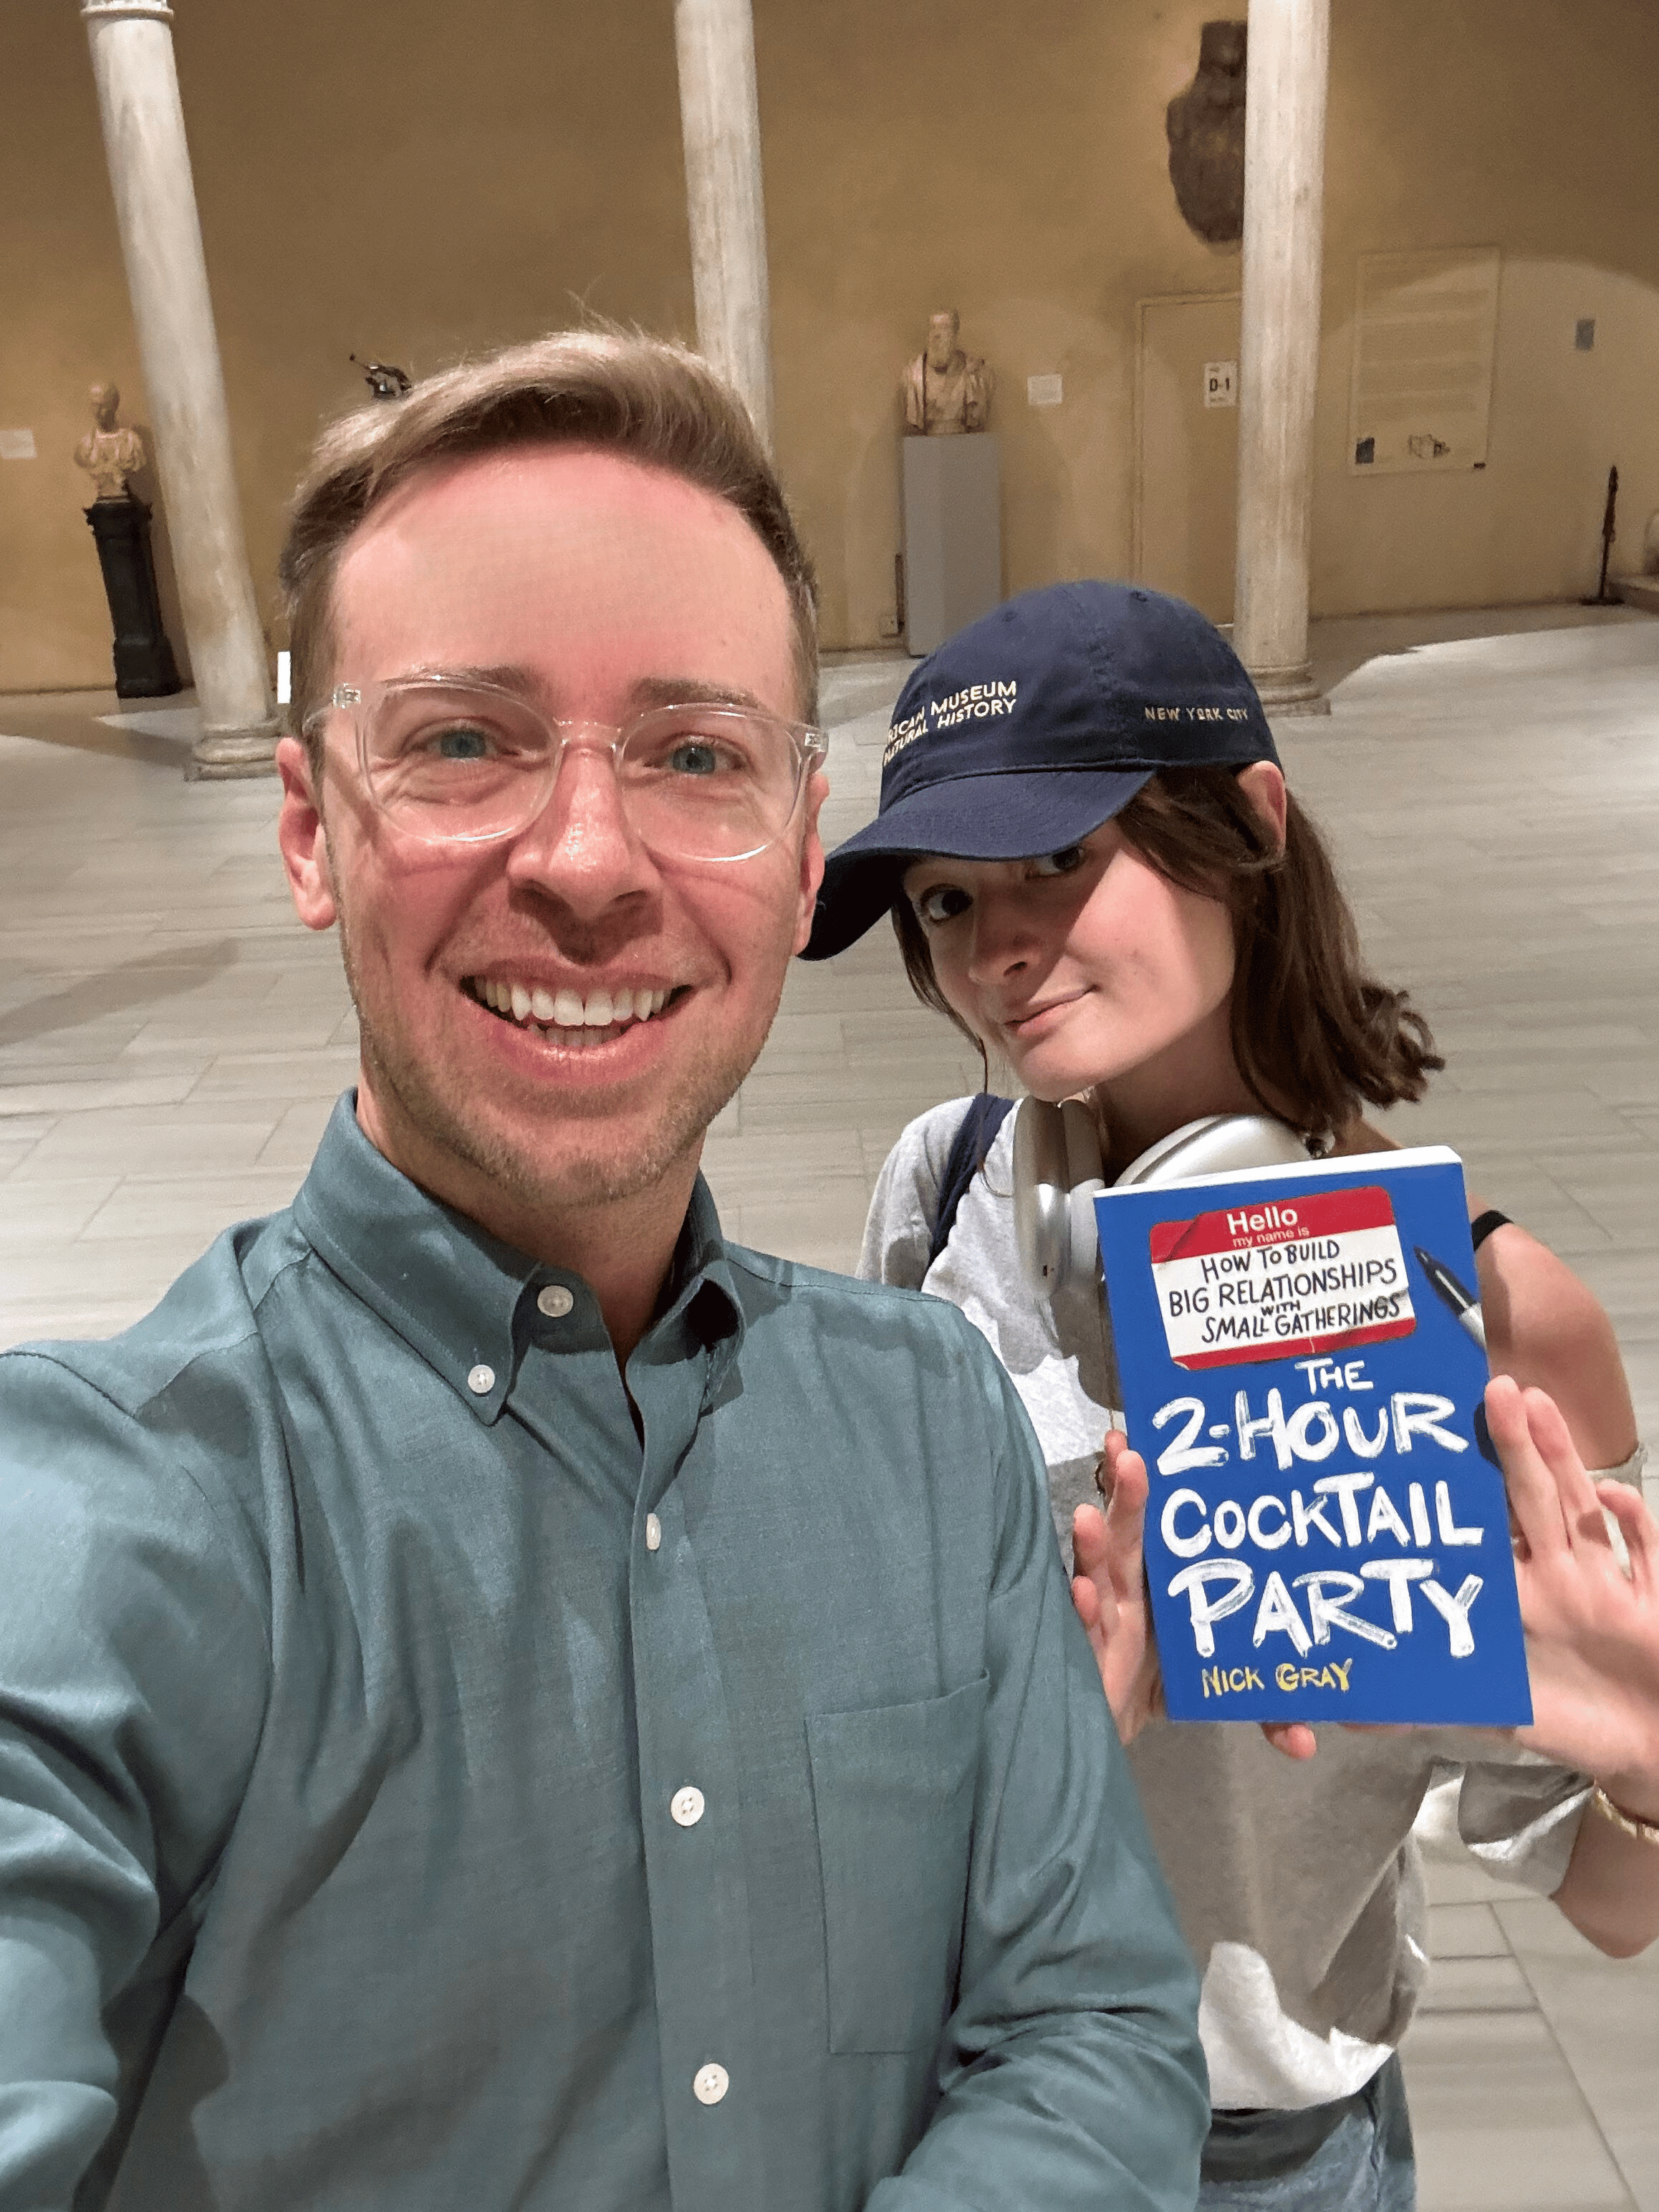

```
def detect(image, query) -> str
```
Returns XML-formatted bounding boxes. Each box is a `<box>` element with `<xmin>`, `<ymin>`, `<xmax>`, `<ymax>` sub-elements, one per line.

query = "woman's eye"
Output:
<box><xmin>915</xmin><ymin>885</ymin><xmax>971</xmax><ymax>926</ymax></box>
<box><xmin>1030</xmin><ymin>845</ymin><xmax>1087</xmax><ymax>879</ymax></box>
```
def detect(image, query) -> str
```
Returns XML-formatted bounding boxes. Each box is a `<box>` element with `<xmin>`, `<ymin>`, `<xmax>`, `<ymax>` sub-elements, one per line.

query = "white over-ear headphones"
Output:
<box><xmin>1011</xmin><ymin>1096</ymin><xmax>1317</xmax><ymax>1297</ymax></box>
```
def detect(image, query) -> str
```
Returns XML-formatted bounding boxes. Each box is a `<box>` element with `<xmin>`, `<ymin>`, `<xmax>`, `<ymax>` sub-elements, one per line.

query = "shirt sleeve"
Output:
<box><xmin>0</xmin><ymin>1353</ymin><xmax>270</xmax><ymax>2204</ymax></box>
<box><xmin>857</xmin><ymin>1102</ymin><xmax>975</xmax><ymax>1292</ymax></box>
<box><xmin>870</xmin><ymin>1342</ymin><xmax>1209</xmax><ymax>2212</ymax></box>
<box><xmin>1446</xmin><ymin>1756</ymin><xmax>1592</xmax><ymax>1894</ymax></box>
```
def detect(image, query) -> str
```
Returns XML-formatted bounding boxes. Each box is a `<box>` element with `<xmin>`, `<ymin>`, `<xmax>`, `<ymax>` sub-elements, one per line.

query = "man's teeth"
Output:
<box><xmin>477</xmin><ymin>979</ymin><xmax>671</xmax><ymax>1029</ymax></box>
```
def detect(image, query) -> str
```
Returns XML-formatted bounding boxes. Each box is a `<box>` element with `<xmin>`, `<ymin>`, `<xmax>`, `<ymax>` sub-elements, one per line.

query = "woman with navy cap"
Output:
<box><xmin>803</xmin><ymin>581</ymin><xmax>1658</xmax><ymax>2210</ymax></box>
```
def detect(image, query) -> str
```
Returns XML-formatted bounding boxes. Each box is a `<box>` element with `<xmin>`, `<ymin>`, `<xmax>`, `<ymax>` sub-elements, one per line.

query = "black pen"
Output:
<box><xmin>1413</xmin><ymin>1244</ymin><xmax>1486</xmax><ymax>1352</ymax></box>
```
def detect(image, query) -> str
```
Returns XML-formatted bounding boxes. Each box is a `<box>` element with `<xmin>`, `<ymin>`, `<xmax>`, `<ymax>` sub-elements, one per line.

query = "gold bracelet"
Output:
<box><xmin>1591</xmin><ymin>1784</ymin><xmax>1659</xmax><ymax>1846</ymax></box>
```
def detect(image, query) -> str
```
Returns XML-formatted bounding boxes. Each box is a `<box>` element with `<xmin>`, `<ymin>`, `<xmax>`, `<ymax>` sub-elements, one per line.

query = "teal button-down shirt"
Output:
<box><xmin>0</xmin><ymin>1097</ymin><xmax>1205</xmax><ymax>2211</ymax></box>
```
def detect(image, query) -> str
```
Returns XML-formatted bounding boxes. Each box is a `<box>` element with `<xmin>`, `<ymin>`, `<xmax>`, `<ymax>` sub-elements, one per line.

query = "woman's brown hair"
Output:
<box><xmin>891</xmin><ymin>766</ymin><xmax>1442</xmax><ymax>1145</ymax></box>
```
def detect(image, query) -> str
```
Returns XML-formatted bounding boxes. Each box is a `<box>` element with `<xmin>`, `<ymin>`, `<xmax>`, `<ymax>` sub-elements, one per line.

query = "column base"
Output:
<box><xmin>187</xmin><ymin>722</ymin><xmax>281</xmax><ymax>780</ymax></box>
<box><xmin>1249</xmin><ymin>662</ymin><xmax>1330</xmax><ymax>717</ymax></box>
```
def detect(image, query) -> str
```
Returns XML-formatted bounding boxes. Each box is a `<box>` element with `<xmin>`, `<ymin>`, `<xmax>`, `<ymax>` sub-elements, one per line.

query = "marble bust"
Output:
<box><xmin>901</xmin><ymin>312</ymin><xmax>993</xmax><ymax>436</ymax></box>
<box><xmin>74</xmin><ymin>383</ymin><xmax>148</xmax><ymax>501</ymax></box>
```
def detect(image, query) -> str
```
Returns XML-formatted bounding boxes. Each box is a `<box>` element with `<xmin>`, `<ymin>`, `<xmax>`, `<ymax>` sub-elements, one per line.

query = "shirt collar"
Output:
<box><xmin>292</xmin><ymin>1093</ymin><xmax>744</xmax><ymax>1418</ymax></box>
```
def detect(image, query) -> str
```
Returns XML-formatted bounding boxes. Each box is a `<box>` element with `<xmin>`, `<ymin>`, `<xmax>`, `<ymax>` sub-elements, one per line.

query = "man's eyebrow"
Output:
<box><xmin>630</xmin><ymin>676</ymin><xmax>774</xmax><ymax>716</ymax></box>
<box><xmin>382</xmin><ymin>668</ymin><xmax>777</xmax><ymax>718</ymax></box>
<box><xmin>388</xmin><ymin>663</ymin><xmax>545</xmax><ymax>698</ymax></box>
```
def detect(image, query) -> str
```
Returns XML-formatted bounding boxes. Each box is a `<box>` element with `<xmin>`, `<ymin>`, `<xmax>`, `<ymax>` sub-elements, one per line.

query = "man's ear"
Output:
<box><xmin>791</xmin><ymin>768</ymin><xmax>830</xmax><ymax>956</ymax></box>
<box><xmin>1236</xmin><ymin>761</ymin><xmax>1288</xmax><ymax>855</ymax></box>
<box><xmin>276</xmin><ymin>734</ymin><xmax>339</xmax><ymax>932</ymax></box>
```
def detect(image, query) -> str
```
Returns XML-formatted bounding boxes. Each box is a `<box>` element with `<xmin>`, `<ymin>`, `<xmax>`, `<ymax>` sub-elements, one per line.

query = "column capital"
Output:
<box><xmin>81</xmin><ymin>1</ymin><xmax>175</xmax><ymax>21</ymax></box>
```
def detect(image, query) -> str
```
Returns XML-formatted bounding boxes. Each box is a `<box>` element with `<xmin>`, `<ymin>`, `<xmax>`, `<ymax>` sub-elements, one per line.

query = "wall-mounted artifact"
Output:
<box><xmin>350</xmin><ymin>354</ymin><xmax>413</xmax><ymax>400</ymax></box>
<box><xmin>900</xmin><ymin>312</ymin><xmax>994</xmax><ymax>436</ymax></box>
<box><xmin>1165</xmin><ymin>21</ymin><xmax>1247</xmax><ymax>246</ymax></box>
<box><xmin>74</xmin><ymin>382</ymin><xmax>181</xmax><ymax>699</ymax></box>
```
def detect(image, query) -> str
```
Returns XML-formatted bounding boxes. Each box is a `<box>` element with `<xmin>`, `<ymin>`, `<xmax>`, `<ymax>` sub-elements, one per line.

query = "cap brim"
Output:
<box><xmin>801</xmin><ymin>766</ymin><xmax>1151</xmax><ymax>961</ymax></box>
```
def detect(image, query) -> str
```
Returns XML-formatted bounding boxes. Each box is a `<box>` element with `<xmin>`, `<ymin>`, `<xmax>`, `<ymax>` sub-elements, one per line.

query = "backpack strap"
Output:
<box><xmin>927</xmin><ymin>1095</ymin><xmax>1015</xmax><ymax>1270</ymax></box>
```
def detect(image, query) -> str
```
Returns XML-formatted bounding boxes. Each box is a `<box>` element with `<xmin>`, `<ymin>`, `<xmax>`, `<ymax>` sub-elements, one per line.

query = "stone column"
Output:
<box><xmin>82</xmin><ymin>0</ymin><xmax>277</xmax><ymax>776</ymax></box>
<box><xmin>1233</xmin><ymin>0</ymin><xmax>1331</xmax><ymax>714</ymax></box>
<box><xmin>673</xmin><ymin>0</ymin><xmax>774</xmax><ymax>451</ymax></box>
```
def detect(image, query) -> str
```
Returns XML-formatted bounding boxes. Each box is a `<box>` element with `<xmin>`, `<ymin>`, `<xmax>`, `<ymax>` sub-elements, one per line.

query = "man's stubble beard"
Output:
<box><xmin>335</xmin><ymin>905</ymin><xmax>779</xmax><ymax>1218</ymax></box>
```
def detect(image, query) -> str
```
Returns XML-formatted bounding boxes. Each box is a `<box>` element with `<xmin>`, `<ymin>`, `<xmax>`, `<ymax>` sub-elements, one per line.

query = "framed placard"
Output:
<box><xmin>1348</xmin><ymin>246</ymin><xmax>1501</xmax><ymax>474</ymax></box>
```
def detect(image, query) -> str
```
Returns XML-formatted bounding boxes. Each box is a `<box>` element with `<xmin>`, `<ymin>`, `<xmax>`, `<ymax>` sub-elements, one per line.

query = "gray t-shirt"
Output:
<box><xmin>861</xmin><ymin>1098</ymin><xmax>1592</xmax><ymax>2112</ymax></box>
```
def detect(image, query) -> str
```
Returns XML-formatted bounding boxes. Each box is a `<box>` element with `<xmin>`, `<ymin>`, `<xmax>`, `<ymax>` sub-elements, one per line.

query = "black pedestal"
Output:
<box><xmin>84</xmin><ymin>494</ymin><xmax>183</xmax><ymax>698</ymax></box>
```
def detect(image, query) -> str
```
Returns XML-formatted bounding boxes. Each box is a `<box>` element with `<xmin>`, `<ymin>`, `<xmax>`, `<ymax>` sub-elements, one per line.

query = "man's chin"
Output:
<box><xmin>357</xmin><ymin>1033</ymin><xmax>744</xmax><ymax>1227</ymax></box>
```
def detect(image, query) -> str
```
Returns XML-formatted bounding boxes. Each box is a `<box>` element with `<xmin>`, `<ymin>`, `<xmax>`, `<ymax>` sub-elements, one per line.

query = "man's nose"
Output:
<box><xmin>503</xmin><ymin>744</ymin><xmax>660</xmax><ymax>915</ymax></box>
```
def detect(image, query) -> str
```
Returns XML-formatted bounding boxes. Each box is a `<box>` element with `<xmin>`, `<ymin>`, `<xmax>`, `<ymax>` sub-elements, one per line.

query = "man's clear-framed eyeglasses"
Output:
<box><xmin>308</xmin><ymin>678</ymin><xmax>829</xmax><ymax>862</ymax></box>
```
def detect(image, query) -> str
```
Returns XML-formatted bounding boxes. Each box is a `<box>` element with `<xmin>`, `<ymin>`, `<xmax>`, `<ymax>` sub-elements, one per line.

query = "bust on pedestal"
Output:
<box><xmin>74</xmin><ymin>382</ymin><xmax>182</xmax><ymax>698</ymax></box>
<box><xmin>898</xmin><ymin>312</ymin><xmax>1001</xmax><ymax>655</ymax></box>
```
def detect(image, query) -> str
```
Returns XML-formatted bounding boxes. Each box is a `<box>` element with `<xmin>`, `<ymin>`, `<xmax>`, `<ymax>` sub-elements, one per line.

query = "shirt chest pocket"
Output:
<box><xmin>804</xmin><ymin>1673</ymin><xmax>989</xmax><ymax>2056</ymax></box>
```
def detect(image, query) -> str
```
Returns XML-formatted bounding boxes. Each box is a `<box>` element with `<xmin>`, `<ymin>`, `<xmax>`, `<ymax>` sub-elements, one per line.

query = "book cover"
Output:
<box><xmin>1094</xmin><ymin>1148</ymin><xmax>1532</xmax><ymax>1726</ymax></box>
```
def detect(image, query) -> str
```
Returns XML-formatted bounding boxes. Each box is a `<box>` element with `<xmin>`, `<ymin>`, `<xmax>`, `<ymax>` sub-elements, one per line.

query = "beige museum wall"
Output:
<box><xmin>3</xmin><ymin>0</ymin><xmax>1658</xmax><ymax>691</ymax></box>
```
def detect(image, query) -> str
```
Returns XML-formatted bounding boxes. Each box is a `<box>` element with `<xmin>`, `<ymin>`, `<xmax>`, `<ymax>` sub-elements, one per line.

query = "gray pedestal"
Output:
<box><xmin>902</xmin><ymin>433</ymin><xmax>1002</xmax><ymax>656</ymax></box>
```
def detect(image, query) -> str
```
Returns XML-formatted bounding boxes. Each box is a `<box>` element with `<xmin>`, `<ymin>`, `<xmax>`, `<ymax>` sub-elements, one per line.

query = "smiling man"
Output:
<box><xmin>0</xmin><ymin>334</ymin><xmax>1206</xmax><ymax>2211</ymax></box>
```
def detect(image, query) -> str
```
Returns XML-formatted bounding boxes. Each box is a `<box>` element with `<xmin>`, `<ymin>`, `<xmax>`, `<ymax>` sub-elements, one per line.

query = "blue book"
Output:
<box><xmin>1094</xmin><ymin>1148</ymin><xmax>1532</xmax><ymax>1726</ymax></box>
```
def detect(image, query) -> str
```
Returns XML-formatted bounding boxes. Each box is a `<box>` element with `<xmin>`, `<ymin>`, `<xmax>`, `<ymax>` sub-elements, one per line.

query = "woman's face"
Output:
<box><xmin>901</xmin><ymin>822</ymin><xmax>1240</xmax><ymax>1110</ymax></box>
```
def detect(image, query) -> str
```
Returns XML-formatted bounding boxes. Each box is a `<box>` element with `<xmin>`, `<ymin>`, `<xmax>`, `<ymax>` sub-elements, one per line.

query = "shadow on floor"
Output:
<box><xmin>0</xmin><ymin>690</ymin><xmax>195</xmax><ymax>767</ymax></box>
<box><xmin>0</xmin><ymin>938</ymin><xmax>240</xmax><ymax>1048</ymax></box>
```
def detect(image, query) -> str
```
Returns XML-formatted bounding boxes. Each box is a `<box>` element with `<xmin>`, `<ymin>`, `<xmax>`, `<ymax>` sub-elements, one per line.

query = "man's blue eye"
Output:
<box><xmin>435</xmin><ymin>726</ymin><xmax>491</xmax><ymax>761</ymax></box>
<box><xmin>666</xmin><ymin>741</ymin><xmax>722</xmax><ymax>776</ymax></box>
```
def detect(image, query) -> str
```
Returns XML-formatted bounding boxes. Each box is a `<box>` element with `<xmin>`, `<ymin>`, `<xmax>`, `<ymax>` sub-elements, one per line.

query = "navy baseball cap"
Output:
<box><xmin>802</xmin><ymin>580</ymin><xmax>1280</xmax><ymax>961</ymax></box>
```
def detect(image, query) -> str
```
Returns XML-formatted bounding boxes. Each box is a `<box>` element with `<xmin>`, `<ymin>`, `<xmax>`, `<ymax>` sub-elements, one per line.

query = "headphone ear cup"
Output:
<box><xmin>1012</xmin><ymin>1098</ymin><xmax>1071</xmax><ymax>1294</ymax></box>
<box><xmin>1060</xmin><ymin>1100</ymin><xmax>1107</xmax><ymax>1288</ymax></box>
<box><xmin>1012</xmin><ymin>1098</ymin><xmax>1107</xmax><ymax>1297</ymax></box>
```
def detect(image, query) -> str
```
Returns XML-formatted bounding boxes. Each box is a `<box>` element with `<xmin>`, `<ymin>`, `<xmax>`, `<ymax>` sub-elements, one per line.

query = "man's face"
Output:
<box><xmin>276</xmin><ymin>446</ymin><xmax>824</xmax><ymax>1239</ymax></box>
<box><xmin>90</xmin><ymin>383</ymin><xmax>117</xmax><ymax>428</ymax></box>
<box><xmin>926</xmin><ymin>316</ymin><xmax>958</xmax><ymax>374</ymax></box>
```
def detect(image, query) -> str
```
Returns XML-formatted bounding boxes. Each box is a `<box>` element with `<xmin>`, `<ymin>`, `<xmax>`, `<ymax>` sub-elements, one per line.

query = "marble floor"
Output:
<box><xmin>4</xmin><ymin>601</ymin><xmax>1659</xmax><ymax>2206</ymax></box>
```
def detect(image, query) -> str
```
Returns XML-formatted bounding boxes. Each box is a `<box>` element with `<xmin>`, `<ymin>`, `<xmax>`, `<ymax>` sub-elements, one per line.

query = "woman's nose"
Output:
<box><xmin>963</xmin><ymin>891</ymin><xmax>1034</xmax><ymax>984</ymax></box>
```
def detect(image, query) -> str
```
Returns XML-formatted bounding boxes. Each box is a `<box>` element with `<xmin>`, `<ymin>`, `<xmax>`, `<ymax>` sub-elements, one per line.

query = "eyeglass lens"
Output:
<box><xmin>357</xmin><ymin>686</ymin><xmax>815</xmax><ymax>857</ymax></box>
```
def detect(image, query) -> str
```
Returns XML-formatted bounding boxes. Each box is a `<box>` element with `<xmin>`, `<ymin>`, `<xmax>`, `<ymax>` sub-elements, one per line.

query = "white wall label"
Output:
<box><xmin>0</xmin><ymin>429</ymin><xmax>37</xmax><ymax>460</ymax></box>
<box><xmin>1203</xmin><ymin>362</ymin><xmax>1237</xmax><ymax>409</ymax></box>
<box><xmin>276</xmin><ymin>650</ymin><xmax>292</xmax><ymax>706</ymax></box>
<box><xmin>1026</xmin><ymin>374</ymin><xmax>1064</xmax><ymax>408</ymax></box>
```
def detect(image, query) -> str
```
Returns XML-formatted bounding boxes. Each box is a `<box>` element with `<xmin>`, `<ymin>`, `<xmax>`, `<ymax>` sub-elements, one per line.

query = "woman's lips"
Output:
<box><xmin>1003</xmin><ymin>989</ymin><xmax>1088</xmax><ymax>1039</ymax></box>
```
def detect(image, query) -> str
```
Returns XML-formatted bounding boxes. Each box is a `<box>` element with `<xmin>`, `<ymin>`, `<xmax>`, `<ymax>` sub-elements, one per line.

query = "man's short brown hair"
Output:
<box><xmin>279</xmin><ymin>330</ymin><xmax>819</xmax><ymax>773</ymax></box>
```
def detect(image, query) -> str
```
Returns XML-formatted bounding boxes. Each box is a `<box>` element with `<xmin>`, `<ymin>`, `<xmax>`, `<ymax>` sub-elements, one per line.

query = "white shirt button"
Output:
<box><xmin>645</xmin><ymin>1513</ymin><xmax>663</xmax><ymax>1552</ymax></box>
<box><xmin>692</xmin><ymin>2062</ymin><xmax>728</xmax><ymax>2105</ymax></box>
<box><xmin>466</xmin><ymin>1363</ymin><xmax>495</xmax><ymax>1395</ymax></box>
<box><xmin>537</xmin><ymin>1284</ymin><xmax>574</xmax><ymax>1319</ymax></box>
<box><xmin>670</xmin><ymin>1784</ymin><xmax>705</xmax><ymax>1827</ymax></box>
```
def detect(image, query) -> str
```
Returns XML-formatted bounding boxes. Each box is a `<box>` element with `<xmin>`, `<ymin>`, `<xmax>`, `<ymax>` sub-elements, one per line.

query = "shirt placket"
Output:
<box><xmin>629</xmin><ymin>1344</ymin><xmax>764</xmax><ymax>2212</ymax></box>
